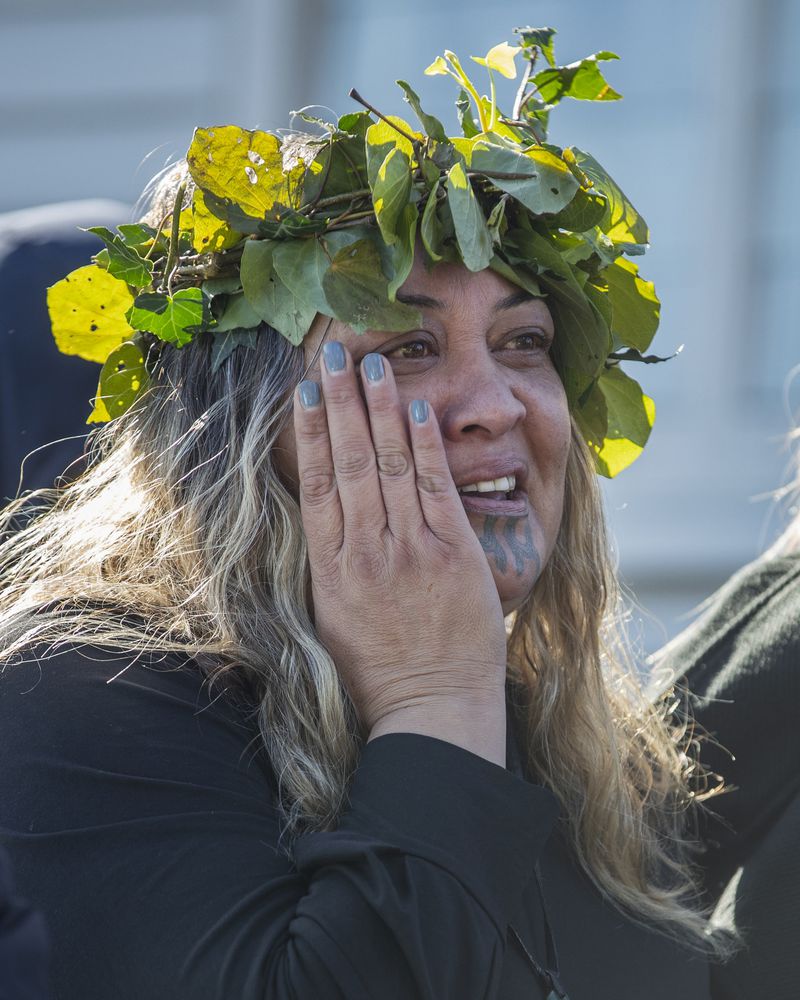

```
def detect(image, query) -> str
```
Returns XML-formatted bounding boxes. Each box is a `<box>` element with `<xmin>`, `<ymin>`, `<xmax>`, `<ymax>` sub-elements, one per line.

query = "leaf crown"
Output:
<box><xmin>47</xmin><ymin>27</ymin><xmax>666</xmax><ymax>477</ymax></box>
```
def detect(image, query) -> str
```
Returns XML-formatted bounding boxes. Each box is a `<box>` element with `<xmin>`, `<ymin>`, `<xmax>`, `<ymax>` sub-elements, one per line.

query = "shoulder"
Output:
<box><xmin>0</xmin><ymin>642</ymin><xmax>276</xmax><ymax>824</ymax></box>
<box><xmin>672</xmin><ymin>553</ymin><xmax>800</xmax><ymax>681</ymax></box>
<box><xmin>1</xmin><ymin>640</ymin><xmax>257</xmax><ymax>736</ymax></box>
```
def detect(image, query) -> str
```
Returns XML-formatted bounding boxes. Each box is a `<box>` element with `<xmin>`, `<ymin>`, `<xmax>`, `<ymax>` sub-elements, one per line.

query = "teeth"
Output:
<box><xmin>458</xmin><ymin>474</ymin><xmax>516</xmax><ymax>494</ymax></box>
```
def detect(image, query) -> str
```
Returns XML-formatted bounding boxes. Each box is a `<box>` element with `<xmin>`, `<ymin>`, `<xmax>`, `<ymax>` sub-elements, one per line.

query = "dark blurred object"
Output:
<box><xmin>0</xmin><ymin>844</ymin><xmax>51</xmax><ymax>1000</ymax></box>
<box><xmin>659</xmin><ymin>553</ymin><xmax>800</xmax><ymax>1000</ymax></box>
<box><xmin>0</xmin><ymin>201</ymin><xmax>129</xmax><ymax>503</ymax></box>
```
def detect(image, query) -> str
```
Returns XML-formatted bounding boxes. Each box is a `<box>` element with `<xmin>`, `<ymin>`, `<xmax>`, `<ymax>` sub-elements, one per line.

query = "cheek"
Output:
<box><xmin>523</xmin><ymin>375</ymin><xmax>571</xmax><ymax>472</ymax></box>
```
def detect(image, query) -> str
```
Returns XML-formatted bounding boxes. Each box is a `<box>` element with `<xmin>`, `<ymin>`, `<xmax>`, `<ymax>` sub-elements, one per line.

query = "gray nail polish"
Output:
<box><xmin>411</xmin><ymin>399</ymin><xmax>428</xmax><ymax>424</ymax></box>
<box><xmin>362</xmin><ymin>353</ymin><xmax>384</xmax><ymax>382</ymax></box>
<box><xmin>322</xmin><ymin>341</ymin><xmax>346</xmax><ymax>373</ymax></box>
<box><xmin>298</xmin><ymin>380</ymin><xmax>320</xmax><ymax>408</ymax></box>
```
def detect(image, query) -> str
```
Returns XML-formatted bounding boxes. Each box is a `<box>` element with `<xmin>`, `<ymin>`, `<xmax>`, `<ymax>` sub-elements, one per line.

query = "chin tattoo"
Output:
<box><xmin>479</xmin><ymin>515</ymin><xmax>541</xmax><ymax>579</ymax></box>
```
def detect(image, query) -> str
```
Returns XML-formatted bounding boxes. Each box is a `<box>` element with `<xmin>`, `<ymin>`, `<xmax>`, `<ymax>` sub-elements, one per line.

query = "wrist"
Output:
<box><xmin>367</xmin><ymin>690</ymin><xmax>507</xmax><ymax>768</ymax></box>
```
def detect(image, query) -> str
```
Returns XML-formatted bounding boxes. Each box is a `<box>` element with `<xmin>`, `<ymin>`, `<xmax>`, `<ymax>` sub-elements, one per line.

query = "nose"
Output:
<box><xmin>435</xmin><ymin>356</ymin><xmax>527</xmax><ymax>442</ymax></box>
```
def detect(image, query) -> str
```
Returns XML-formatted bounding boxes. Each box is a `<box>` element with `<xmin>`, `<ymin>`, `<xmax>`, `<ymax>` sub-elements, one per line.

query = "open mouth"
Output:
<box><xmin>456</xmin><ymin>474</ymin><xmax>528</xmax><ymax>516</ymax></box>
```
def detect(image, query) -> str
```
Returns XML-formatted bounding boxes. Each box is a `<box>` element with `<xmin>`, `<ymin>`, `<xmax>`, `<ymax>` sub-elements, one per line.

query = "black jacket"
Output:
<box><xmin>0</xmin><ymin>645</ymin><xmax>710</xmax><ymax>999</ymax></box>
<box><xmin>660</xmin><ymin>553</ymin><xmax>800</xmax><ymax>1000</ymax></box>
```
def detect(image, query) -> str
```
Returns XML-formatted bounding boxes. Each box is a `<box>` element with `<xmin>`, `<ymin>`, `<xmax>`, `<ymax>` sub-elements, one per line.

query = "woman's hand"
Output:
<box><xmin>293</xmin><ymin>341</ymin><xmax>508</xmax><ymax>764</ymax></box>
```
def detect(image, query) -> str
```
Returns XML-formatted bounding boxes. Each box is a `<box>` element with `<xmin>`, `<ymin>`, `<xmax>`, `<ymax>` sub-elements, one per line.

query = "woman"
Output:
<box><xmin>0</xmin><ymin>30</ymin><xmax>723</xmax><ymax>999</ymax></box>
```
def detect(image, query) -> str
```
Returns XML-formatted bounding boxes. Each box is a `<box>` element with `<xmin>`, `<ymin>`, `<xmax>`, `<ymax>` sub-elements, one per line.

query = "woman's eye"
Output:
<box><xmin>504</xmin><ymin>332</ymin><xmax>550</xmax><ymax>352</ymax></box>
<box><xmin>385</xmin><ymin>339</ymin><xmax>431</xmax><ymax>360</ymax></box>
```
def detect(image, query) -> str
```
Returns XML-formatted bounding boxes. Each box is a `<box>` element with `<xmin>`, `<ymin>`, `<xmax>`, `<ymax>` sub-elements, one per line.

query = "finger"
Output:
<box><xmin>293</xmin><ymin>378</ymin><xmax>344</xmax><ymax>564</ymax></box>
<box><xmin>319</xmin><ymin>341</ymin><xmax>387</xmax><ymax>539</ymax></box>
<box><xmin>407</xmin><ymin>399</ymin><xmax>471</xmax><ymax>543</ymax></box>
<box><xmin>358</xmin><ymin>352</ymin><xmax>425</xmax><ymax>539</ymax></box>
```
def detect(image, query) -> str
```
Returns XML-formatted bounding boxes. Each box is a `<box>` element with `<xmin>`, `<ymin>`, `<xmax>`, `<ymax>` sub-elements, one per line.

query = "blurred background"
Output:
<box><xmin>1</xmin><ymin>0</ymin><xmax>797</xmax><ymax>653</ymax></box>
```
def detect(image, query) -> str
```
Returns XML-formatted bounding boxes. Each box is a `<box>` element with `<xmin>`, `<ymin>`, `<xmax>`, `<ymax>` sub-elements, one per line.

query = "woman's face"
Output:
<box><xmin>276</xmin><ymin>256</ymin><xmax>572</xmax><ymax>614</ymax></box>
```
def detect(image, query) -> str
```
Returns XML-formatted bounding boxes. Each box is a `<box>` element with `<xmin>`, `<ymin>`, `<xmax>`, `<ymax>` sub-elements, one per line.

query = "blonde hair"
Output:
<box><xmin>0</xmin><ymin>166</ymin><xmax>725</xmax><ymax>956</ymax></box>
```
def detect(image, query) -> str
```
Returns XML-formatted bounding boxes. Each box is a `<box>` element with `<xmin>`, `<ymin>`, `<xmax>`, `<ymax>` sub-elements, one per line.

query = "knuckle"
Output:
<box><xmin>334</xmin><ymin>447</ymin><xmax>374</xmax><ymax>479</ymax></box>
<box><xmin>323</xmin><ymin>382</ymin><xmax>357</xmax><ymax>410</ymax></box>
<box><xmin>295</xmin><ymin>418</ymin><xmax>328</xmax><ymax>446</ymax></box>
<box><xmin>343</xmin><ymin>545</ymin><xmax>390</xmax><ymax>583</ymax></box>
<box><xmin>376</xmin><ymin>449</ymin><xmax>411</xmax><ymax>478</ymax></box>
<box><xmin>300</xmin><ymin>466</ymin><xmax>336</xmax><ymax>503</ymax></box>
<box><xmin>416</xmin><ymin>470</ymin><xmax>452</xmax><ymax>497</ymax></box>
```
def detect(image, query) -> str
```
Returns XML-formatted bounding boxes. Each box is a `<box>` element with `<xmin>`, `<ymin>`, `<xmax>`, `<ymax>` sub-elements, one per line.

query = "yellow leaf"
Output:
<box><xmin>187</xmin><ymin>125</ymin><xmax>303</xmax><ymax>222</ymax></box>
<box><xmin>594</xmin><ymin>393</ymin><xmax>655</xmax><ymax>477</ymax></box>
<box><xmin>365</xmin><ymin>117</ymin><xmax>419</xmax><ymax>160</ymax></box>
<box><xmin>47</xmin><ymin>265</ymin><xmax>134</xmax><ymax>363</ymax></box>
<box><xmin>472</xmin><ymin>42</ymin><xmax>520</xmax><ymax>79</ymax></box>
<box><xmin>191</xmin><ymin>189</ymin><xmax>244</xmax><ymax>252</ymax></box>
<box><xmin>425</xmin><ymin>55</ymin><xmax>449</xmax><ymax>76</ymax></box>
<box><xmin>87</xmin><ymin>340</ymin><xmax>148</xmax><ymax>424</ymax></box>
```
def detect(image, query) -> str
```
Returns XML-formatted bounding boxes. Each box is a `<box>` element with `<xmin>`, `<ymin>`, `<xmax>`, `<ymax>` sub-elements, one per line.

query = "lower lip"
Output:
<box><xmin>459</xmin><ymin>489</ymin><xmax>529</xmax><ymax>517</ymax></box>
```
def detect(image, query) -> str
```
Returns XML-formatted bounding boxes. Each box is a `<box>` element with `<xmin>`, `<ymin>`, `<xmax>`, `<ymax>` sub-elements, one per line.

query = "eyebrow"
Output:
<box><xmin>396</xmin><ymin>289</ymin><xmax>539</xmax><ymax>312</ymax></box>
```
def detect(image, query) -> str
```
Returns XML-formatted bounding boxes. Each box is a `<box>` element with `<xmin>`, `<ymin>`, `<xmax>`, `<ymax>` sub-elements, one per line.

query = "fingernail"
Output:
<box><xmin>322</xmin><ymin>341</ymin><xmax>346</xmax><ymax>373</ymax></box>
<box><xmin>362</xmin><ymin>353</ymin><xmax>384</xmax><ymax>383</ymax></box>
<box><xmin>411</xmin><ymin>399</ymin><xmax>428</xmax><ymax>424</ymax></box>
<box><xmin>298</xmin><ymin>380</ymin><xmax>320</xmax><ymax>408</ymax></box>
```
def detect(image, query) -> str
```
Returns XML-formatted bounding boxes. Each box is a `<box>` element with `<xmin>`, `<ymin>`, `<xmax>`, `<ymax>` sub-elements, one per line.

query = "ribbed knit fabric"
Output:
<box><xmin>660</xmin><ymin>553</ymin><xmax>800</xmax><ymax>1000</ymax></box>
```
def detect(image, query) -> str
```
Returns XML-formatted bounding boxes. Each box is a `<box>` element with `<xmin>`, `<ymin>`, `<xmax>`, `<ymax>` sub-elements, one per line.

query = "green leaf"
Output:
<box><xmin>589</xmin><ymin>366</ymin><xmax>655</xmax><ymax>477</ymax></box>
<box><xmin>127</xmin><ymin>288</ymin><xmax>206</xmax><ymax>347</ymax></box>
<box><xmin>455</xmin><ymin>89</ymin><xmax>480</xmax><ymax>138</ymax></box>
<box><xmin>548</xmin><ymin>186</ymin><xmax>607</xmax><ymax>232</ymax></box>
<box><xmin>446</xmin><ymin>160</ymin><xmax>493</xmax><ymax>272</ymax></box>
<box><xmin>186</xmin><ymin>125</ymin><xmax>304</xmax><ymax>230</ymax></box>
<box><xmin>468</xmin><ymin>140</ymin><xmax>579</xmax><ymax>215</ymax></box>
<box><xmin>202</xmin><ymin>275</ymin><xmax>242</xmax><ymax>298</ymax></box>
<box><xmin>371</xmin><ymin>146</ymin><xmax>413</xmax><ymax>246</ymax></box>
<box><xmin>116</xmin><ymin>224</ymin><xmax>158</xmax><ymax>250</ymax></box>
<box><xmin>87</xmin><ymin>227</ymin><xmax>153</xmax><ymax>289</ymax></box>
<box><xmin>322</xmin><ymin>239</ymin><xmax>420</xmax><ymax>334</ymax></box>
<box><xmin>270</xmin><ymin>237</ymin><xmax>333</xmax><ymax>316</ymax></box>
<box><xmin>533</xmin><ymin>53</ymin><xmax>621</xmax><ymax>104</ymax></box>
<box><xmin>301</xmin><ymin>134</ymin><xmax>369</xmax><ymax>205</ymax></box>
<box><xmin>421</xmin><ymin>179</ymin><xmax>444</xmax><ymax>261</ymax></box>
<box><xmin>489</xmin><ymin>254</ymin><xmax>542</xmax><ymax>298</ymax></box>
<box><xmin>515</xmin><ymin>26</ymin><xmax>557</xmax><ymax>68</ymax></box>
<box><xmin>572</xmin><ymin>148</ymin><xmax>649</xmax><ymax>244</ymax></box>
<box><xmin>383</xmin><ymin>202</ymin><xmax>418</xmax><ymax>299</ymax></box>
<box><xmin>365</xmin><ymin>118</ymin><xmax>417</xmax><ymax>192</ymax></box>
<box><xmin>214</xmin><ymin>291</ymin><xmax>263</xmax><ymax>333</ymax></box>
<box><xmin>471</xmin><ymin>42</ymin><xmax>520</xmax><ymax>79</ymax></box>
<box><xmin>240</xmin><ymin>240</ymin><xmax>316</xmax><ymax>346</ymax></box>
<box><xmin>337</xmin><ymin>111</ymin><xmax>372</xmax><ymax>136</ymax></box>
<box><xmin>47</xmin><ymin>264</ymin><xmax>135</xmax><ymax>363</ymax></box>
<box><xmin>88</xmin><ymin>340</ymin><xmax>148</xmax><ymax>424</ymax></box>
<box><xmin>211</xmin><ymin>328</ymin><xmax>259</xmax><ymax>374</ymax></box>
<box><xmin>602</xmin><ymin>258</ymin><xmax>660</xmax><ymax>352</ymax></box>
<box><xmin>396</xmin><ymin>80</ymin><xmax>448</xmax><ymax>142</ymax></box>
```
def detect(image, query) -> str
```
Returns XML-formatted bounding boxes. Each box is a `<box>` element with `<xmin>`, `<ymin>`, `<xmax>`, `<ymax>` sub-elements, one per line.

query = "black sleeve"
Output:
<box><xmin>0</xmin><ymin>647</ymin><xmax>558</xmax><ymax>1000</ymax></box>
<box><xmin>0</xmin><ymin>846</ymin><xmax>52</xmax><ymax>1000</ymax></box>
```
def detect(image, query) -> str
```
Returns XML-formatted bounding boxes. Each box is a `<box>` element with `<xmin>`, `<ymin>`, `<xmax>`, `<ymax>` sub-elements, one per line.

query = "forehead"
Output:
<box><xmin>303</xmin><ymin>257</ymin><xmax>551</xmax><ymax>355</ymax></box>
<box><xmin>399</xmin><ymin>256</ymin><xmax>542</xmax><ymax>314</ymax></box>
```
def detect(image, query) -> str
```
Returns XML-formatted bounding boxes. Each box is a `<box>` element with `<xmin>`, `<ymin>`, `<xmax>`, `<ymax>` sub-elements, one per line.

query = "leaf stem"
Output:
<box><xmin>512</xmin><ymin>59</ymin><xmax>534</xmax><ymax>120</ymax></box>
<box><xmin>328</xmin><ymin>209</ymin><xmax>375</xmax><ymax>228</ymax></box>
<box><xmin>327</xmin><ymin>215</ymin><xmax>378</xmax><ymax>231</ymax></box>
<box><xmin>163</xmin><ymin>180</ymin><xmax>187</xmax><ymax>293</ymax></box>
<box><xmin>348</xmin><ymin>89</ymin><xmax>418</xmax><ymax>144</ymax></box>
<box><xmin>307</xmin><ymin>187</ymin><xmax>372</xmax><ymax>211</ymax></box>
